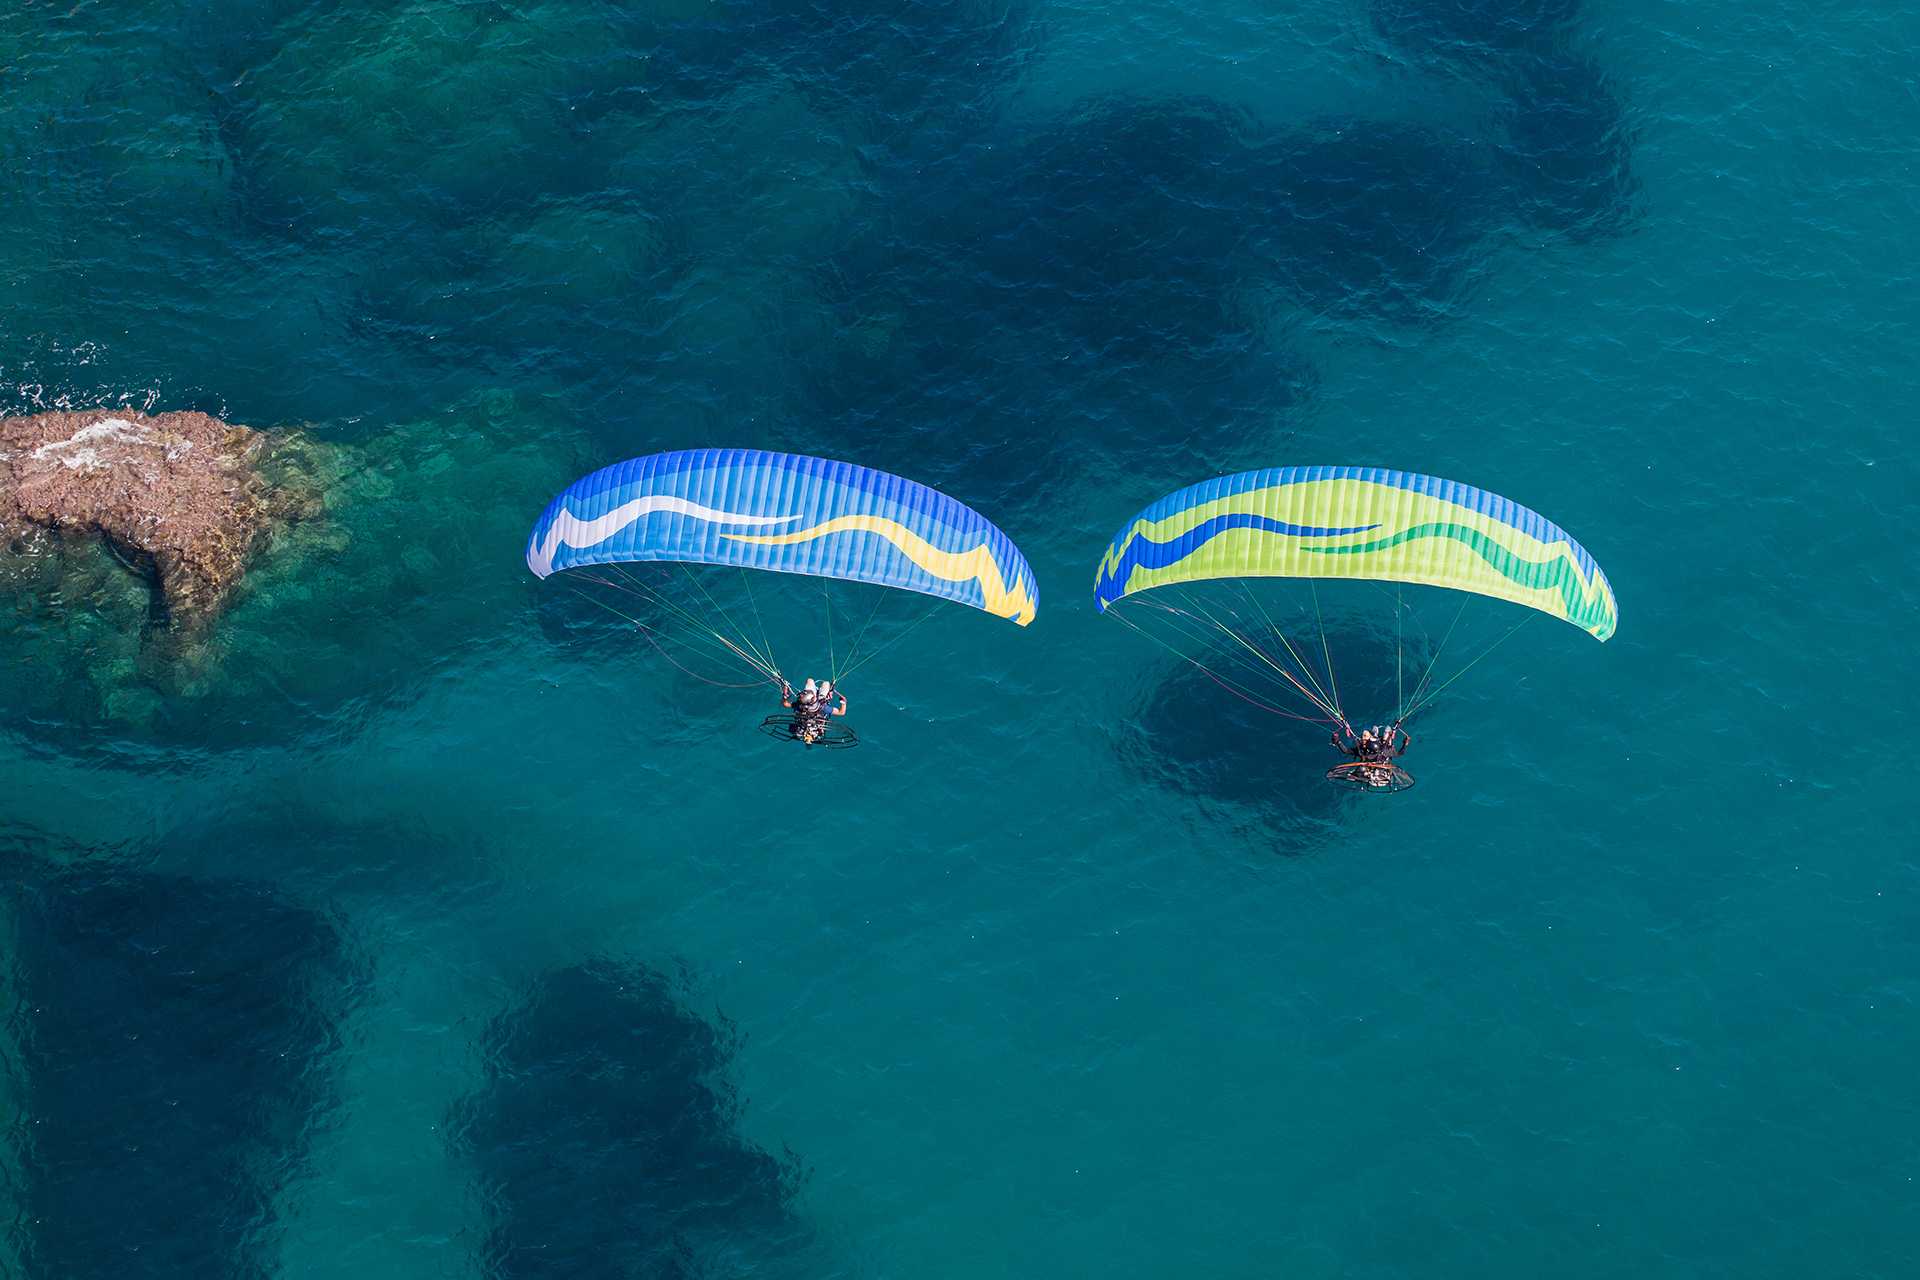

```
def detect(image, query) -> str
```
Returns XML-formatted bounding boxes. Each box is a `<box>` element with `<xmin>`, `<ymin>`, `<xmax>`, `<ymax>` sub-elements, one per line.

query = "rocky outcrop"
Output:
<box><xmin>0</xmin><ymin>409</ymin><xmax>315</xmax><ymax>621</ymax></box>
<box><xmin>0</xmin><ymin>393</ymin><xmax>588</xmax><ymax>746</ymax></box>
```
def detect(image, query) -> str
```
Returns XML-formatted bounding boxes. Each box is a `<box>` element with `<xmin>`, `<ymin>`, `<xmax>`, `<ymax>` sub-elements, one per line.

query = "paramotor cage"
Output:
<box><xmin>1324</xmin><ymin>761</ymin><xmax>1415</xmax><ymax>793</ymax></box>
<box><xmin>759</xmin><ymin>713</ymin><xmax>860</xmax><ymax>751</ymax></box>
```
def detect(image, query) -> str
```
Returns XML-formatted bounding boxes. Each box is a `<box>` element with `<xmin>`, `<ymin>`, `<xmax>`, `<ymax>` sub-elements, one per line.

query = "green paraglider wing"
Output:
<box><xmin>1094</xmin><ymin>466</ymin><xmax>1615</xmax><ymax>640</ymax></box>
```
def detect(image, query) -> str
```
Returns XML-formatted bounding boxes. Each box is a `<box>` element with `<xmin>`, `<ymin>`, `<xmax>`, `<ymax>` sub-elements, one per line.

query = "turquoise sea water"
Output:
<box><xmin>2</xmin><ymin>1</ymin><xmax>1916</xmax><ymax>1276</ymax></box>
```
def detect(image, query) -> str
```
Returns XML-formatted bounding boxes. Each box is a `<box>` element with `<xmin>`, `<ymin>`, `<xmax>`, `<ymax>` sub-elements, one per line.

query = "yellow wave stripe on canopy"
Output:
<box><xmin>1095</xmin><ymin>471</ymin><xmax>1616</xmax><ymax>640</ymax></box>
<box><xmin>727</xmin><ymin>514</ymin><xmax>1038</xmax><ymax>625</ymax></box>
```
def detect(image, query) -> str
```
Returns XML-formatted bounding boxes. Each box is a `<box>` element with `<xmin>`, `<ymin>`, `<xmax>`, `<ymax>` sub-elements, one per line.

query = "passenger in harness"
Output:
<box><xmin>781</xmin><ymin>678</ymin><xmax>848</xmax><ymax>746</ymax></box>
<box><xmin>1329</xmin><ymin>722</ymin><xmax>1412</xmax><ymax>790</ymax></box>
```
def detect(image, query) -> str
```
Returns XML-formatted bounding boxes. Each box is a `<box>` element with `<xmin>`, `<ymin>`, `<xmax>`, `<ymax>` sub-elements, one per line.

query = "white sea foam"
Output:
<box><xmin>31</xmin><ymin>417</ymin><xmax>154</xmax><ymax>471</ymax></box>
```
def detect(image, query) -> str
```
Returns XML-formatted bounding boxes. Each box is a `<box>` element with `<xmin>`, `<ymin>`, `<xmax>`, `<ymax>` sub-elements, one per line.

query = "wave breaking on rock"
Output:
<box><xmin>0</xmin><ymin>409</ymin><xmax>317</xmax><ymax>622</ymax></box>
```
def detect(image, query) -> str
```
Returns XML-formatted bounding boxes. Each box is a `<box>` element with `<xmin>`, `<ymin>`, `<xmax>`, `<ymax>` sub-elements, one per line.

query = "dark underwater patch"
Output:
<box><xmin>528</xmin><ymin>563</ymin><xmax>787</xmax><ymax>710</ymax></box>
<box><xmin>223</xmin><ymin>3</ymin><xmax>647</xmax><ymax>241</ymax></box>
<box><xmin>793</xmin><ymin>95</ymin><xmax>1318</xmax><ymax>516</ymax></box>
<box><xmin>533</xmin><ymin>570</ymin><xmax>653</xmax><ymax>652</ymax></box>
<box><xmin>1114</xmin><ymin>615</ymin><xmax>1429</xmax><ymax>839</ymax></box>
<box><xmin>304</xmin><ymin>3</ymin><xmax>1036</xmax><ymax>441</ymax></box>
<box><xmin>0</xmin><ymin>852</ymin><xmax>362</xmax><ymax>1279</ymax></box>
<box><xmin>1256</xmin><ymin>119</ymin><xmax>1504</xmax><ymax>323</ymax></box>
<box><xmin>1370</xmin><ymin>0</ymin><xmax>1583</xmax><ymax>66</ymax></box>
<box><xmin>1369</xmin><ymin>0</ymin><xmax>1638</xmax><ymax>238</ymax></box>
<box><xmin>220</xmin><ymin>0</ymin><xmax>1032</xmax><ymax>245</ymax></box>
<box><xmin>1117</xmin><ymin>658</ymin><xmax>1343</xmax><ymax>839</ymax></box>
<box><xmin>979</xmin><ymin>96</ymin><xmax>1269</xmax><ymax>364</ymax></box>
<box><xmin>177</xmin><ymin>0</ymin><xmax>357</xmax><ymax>87</ymax></box>
<box><xmin>343</xmin><ymin>194</ymin><xmax>692</xmax><ymax>394</ymax></box>
<box><xmin>757</xmin><ymin>0</ymin><xmax>1037</xmax><ymax>138</ymax></box>
<box><xmin>1497</xmin><ymin>50</ymin><xmax>1640</xmax><ymax>240</ymax></box>
<box><xmin>452</xmin><ymin>960</ymin><xmax>817</xmax><ymax>1280</ymax></box>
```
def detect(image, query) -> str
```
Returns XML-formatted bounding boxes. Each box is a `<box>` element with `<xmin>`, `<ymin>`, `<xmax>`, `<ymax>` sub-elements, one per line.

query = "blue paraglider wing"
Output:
<box><xmin>527</xmin><ymin>449</ymin><xmax>1037</xmax><ymax>625</ymax></box>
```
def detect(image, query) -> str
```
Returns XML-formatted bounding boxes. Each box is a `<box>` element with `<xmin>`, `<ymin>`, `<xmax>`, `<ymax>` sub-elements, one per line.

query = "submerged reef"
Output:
<box><xmin>798</xmin><ymin>95</ymin><xmax>1319</xmax><ymax>514</ymax></box>
<box><xmin>1370</xmin><ymin>0</ymin><xmax>1584</xmax><ymax>66</ymax></box>
<box><xmin>224</xmin><ymin>0</ymin><xmax>1032</xmax><ymax>244</ymax></box>
<box><xmin>0</xmin><ymin>409</ymin><xmax>319</xmax><ymax>623</ymax></box>
<box><xmin>752</xmin><ymin>0</ymin><xmax>1036</xmax><ymax>136</ymax></box>
<box><xmin>795</xmin><ymin>83</ymin><xmax>1561</xmax><ymax>507</ymax></box>
<box><xmin>0</xmin><ymin>844</ymin><xmax>363</xmax><ymax>1277</ymax></box>
<box><xmin>1257</xmin><ymin>118</ymin><xmax>1504</xmax><ymax>323</ymax></box>
<box><xmin>1497</xmin><ymin>49</ymin><xmax>1638</xmax><ymax>240</ymax></box>
<box><xmin>453</xmin><ymin>960</ymin><xmax>819</xmax><ymax>1279</ymax></box>
<box><xmin>1370</xmin><ymin>0</ymin><xmax>1639</xmax><ymax>238</ymax></box>
<box><xmin>228</xmin><ymin>2</ymin><xmax>643</xmax><ymax>238</ymax></box>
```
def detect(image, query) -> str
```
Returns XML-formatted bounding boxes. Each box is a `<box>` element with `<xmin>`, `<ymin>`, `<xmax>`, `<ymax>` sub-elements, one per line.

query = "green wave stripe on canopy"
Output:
<box><xmin>1093</xmin><ymin>466</ymin><xmax>1616</xmax><ymax>640</ymax></box>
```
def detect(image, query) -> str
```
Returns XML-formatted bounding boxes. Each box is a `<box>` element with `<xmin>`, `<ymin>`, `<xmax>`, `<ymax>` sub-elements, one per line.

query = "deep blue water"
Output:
<box><xmin>2</xmin><ymin>0</ymin><xmax>1916</xmax><ymax>1276</ymax></box>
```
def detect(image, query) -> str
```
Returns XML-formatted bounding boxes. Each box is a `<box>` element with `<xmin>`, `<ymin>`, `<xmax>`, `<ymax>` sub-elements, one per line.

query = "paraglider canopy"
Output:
<box><xmin>529</xmin><ymin>448</ymin><xmax>1037</xmax><ymax>625</ymax></box>
<box><xmin>1094</xmin><ymin>466</ymin><xmax>1615</xmax><ymax>787</ymax></box>
<box><xmin>527</xmin><ymin>449</ymin><xmax>1037</xmax><ymax>714</ymax></box>
<box><xmin>1094</xmin><ymin>465</ymin><xmax>1614</xmax><ymax>640</ymax></box>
